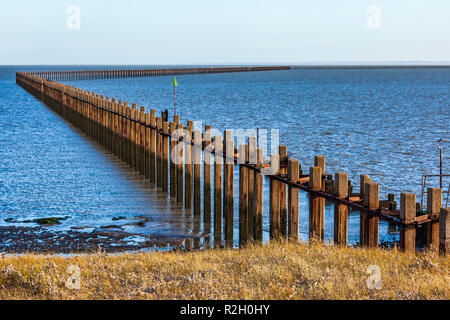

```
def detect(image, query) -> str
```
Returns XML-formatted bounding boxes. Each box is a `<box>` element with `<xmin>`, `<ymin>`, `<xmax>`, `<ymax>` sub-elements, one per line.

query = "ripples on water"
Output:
<box><xmin>1</xmin><ymin>66</ymin><xmax>449</xmax><ymax>248</ymax></box>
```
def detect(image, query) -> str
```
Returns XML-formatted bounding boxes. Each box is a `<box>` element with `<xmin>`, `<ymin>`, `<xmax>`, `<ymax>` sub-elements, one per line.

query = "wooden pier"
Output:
<box><xmin>15</xmin><ymin>68</ymin><xmax>449</xmax><ymax>255</ymax></box>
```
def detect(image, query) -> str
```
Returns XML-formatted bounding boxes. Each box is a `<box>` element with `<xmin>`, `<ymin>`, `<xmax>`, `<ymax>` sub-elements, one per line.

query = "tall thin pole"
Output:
<box><xmin>174</xmin><ymin>85</ymin><xmax>176</xmax><ymax>115</ymax></box>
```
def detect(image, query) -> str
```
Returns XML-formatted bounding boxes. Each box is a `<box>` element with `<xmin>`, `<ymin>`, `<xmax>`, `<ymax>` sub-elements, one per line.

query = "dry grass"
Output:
<box><xmin>0</xmin><ymin>241</ymin><xmax>449</xmax><ymax>300</ymax></box>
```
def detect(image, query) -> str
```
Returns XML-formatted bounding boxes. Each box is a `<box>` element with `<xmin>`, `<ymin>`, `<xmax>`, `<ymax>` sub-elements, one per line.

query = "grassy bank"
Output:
<box><xmin>1</xmin><ymin>241</ymin><xmax>448</xmax><ymax>300</ymax></box>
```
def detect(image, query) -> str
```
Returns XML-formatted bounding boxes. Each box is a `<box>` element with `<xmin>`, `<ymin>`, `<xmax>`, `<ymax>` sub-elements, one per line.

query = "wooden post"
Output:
<box><xmin>135</xmin><ymin>108</ymin><xmax>141</xmax><ymax>172</ymax></box>
<box><xmin>131</xmin><ymin>104</ymin><xmax>137</xmax><ymax>169</ymax></box>
<box><xmin>239</xmin><ymin>144</ymin><xmax>249</xmax><ymax>247</ymax></box>
<box><xmin>176</xmin><ymin>124</ymin><xmax>184</xmax><ymax>204</ymax></box>
<box><xmin>156</xmin><ymin>117</ymin><xmax>162</xmax><ymax>189</ymax></box>
<box><xmin>439</xmin><ymin>207</ymin><xmax>450</xmax><ymax>255</ymax></box>
<box><xmin>254</xmin><ymin>148</ymin><xmax>264</xmax><ymax>243</ymax></box>
<box><xmin>126</xmin><ymin>104</ymin><xmax>132</xmax><ymax>166</ymax></box>
<box><xmin>214</xmin><ymin>135</ymin><xmax>223</xmax><ymax>245</ymax></box>
<box><xmin>279</xmin><ymin>146</ymin><xmax>288</xmax><ymax>238</ymax></box>
<box><xmin>400</xmin><ymin>193</ymin><xmax>416</xmax><ymax>253</ymax></box>
<box><xmin>145</xmin><ymin>114</ymin><xmax>151</xmax><ymax>179</ymax></box>
<box><xmin>169</xmin><ymin>122</ymin><xmax>177</xmax><ymax>197</ymax></box>
<box><xmin>309</xmin><ymin>166</ymin><xmax>323</xmax><ymax>241</ymax></box>
<box><xmin>288</xmin><ymin>158</ymin><xmax>300</xmax><ymax>241</ymax></box>
<box><xmin>193</xmin><ymin>130</ymin><xmax>202</xmax><ymax>215</ymax></box>
<box><xmin>117</xmin><ymin>101</ymin><xmax>123</xmax><ymax>160</ymax></box>
<box><xmin>150</xmin><ymin>110</ymin><xmax>156</xmax><ymax>183</ymax></box>
<box><xmin>360</xmin><ymin>174</ymin><xmax>372</xmax><ymax>246</ymax></box>
<box><xmin>204</xmin><ymin>125</ymin><xmax>212</xmax><ymax>228</ymax></box>
<box><xmin>334</xmin><ymin>173</ymin><xmax>349</xmax><ymax>245</ymax></box>
<box><xmin>224</xmin><ymin>130</ymin><xmax>234</xmax><ymax>246</ymax></box>
<box><xmin>247</xmin><ymin>137</ymin><xmax>257</xmax><ymax>240</ymax></box>
<box><xmin>162</xmin><ymin>122</ymin><xmax>169</xmax><ymax>192</ymax></box>
<box><xmin>185</xmin><ymin>126</ymin><xmax>193</xmax><ymax>210</ymax></box>
<box><xmin>426</xmin><ymin>188</ymin><xmax>442</xmax><ymax>253</ymax></box>
<box><xmin>269</xmin><ymin>154</ymin><xmax>281</xmax><ymax>240</ymax></box>
<box><xmin>365</xmin><ymin>182</ymin><xmax>379</xmax><ymax>248</ymax></box>
<box><xmin>140</xmin><ymin>106</ymin><xmax>146</xmax><ymax>175</ymax></box>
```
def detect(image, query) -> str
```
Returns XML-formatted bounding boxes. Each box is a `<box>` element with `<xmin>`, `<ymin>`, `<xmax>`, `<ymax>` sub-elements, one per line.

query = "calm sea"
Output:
<box><xmin>1</xmin><ymin>65</ymin><xmax>449</xmax><ymax>248</ymax></box>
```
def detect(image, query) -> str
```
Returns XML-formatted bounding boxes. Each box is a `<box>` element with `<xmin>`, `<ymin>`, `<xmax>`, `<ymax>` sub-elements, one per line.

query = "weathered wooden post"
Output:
<box><xmin>125</xmin><ymin>103</ymin><xmax>132</xmax><ymax>166</ymax></box>
<box><xmin>288</xmin><ymin>158</ymin><xmax>300</xmax><ymax>241</ymax></box>
<box><xmin>162</xmin><ymin>122</ymin><xmax>169</xmax><ymax>192</ymax></box>
<box><xmin>400</xmin><ymin>193</ymin><xmax>416</xmax><ymax>253</ymax></box>
<box><xmin>279</xmin><ymin>146</ymin><xmax>288</xmax><ymax>238</ymax></box>
<box><xmin>169</xmin><ymin>122</ymin><xmax>177</xmax><ymax>197</ymax></box>
<box><xmin>426</xmin><ymin>188</ymin><xmax>442</xmax><ymax>253</ymax></box>
<box><xmin>139</xmin><ymin>106</ymin><xmax>146</xmax><ymax>175</ymax></box>
<box><xmin>131</xmin><ymin>104</ymin><xmax>137</xmax><ymax>169</ymax></box>
<box><xmin>135</xmin><ymin>108</ymin><xmax>141</xmax><ymax>172</ymax></box>
<box><xmin>239</xmin><ymin>144</ymin><xmax>249</xmax><ymax>247</ymax></box>
<box><xmin>360</xmin><ymin>174</ymin><xmax>372</xmax><ymax>246</ymax></box>
<box><xmin>150</xmin><ymin>109</ymin><xmax>156</xmax><ymax>183</ymax></box>
<box><xmin>269</xmin><ymin>154</ymin><xmax>281</xmax><ymax>240</ymax></box>
<box><xmin>117</xmin><ymin>101</ymin><xmax>123</xmax><ymax>159</ymax></box>
<box><xmin>247</xmin><ymin>137</ymin><xmax>257</xmax><ymax>240</ymax></box>
<box><xmin>440</xmin><ymin>207</ymin><xmax>450</xmax><ymax>255</ymax></box>
<box><xmin>254</xmin><ymin>148</ymin><xmax>264</xmax><ymax>243</ymax></box>
<box><xmin>176</xmin><ymin>123</ymin><xmax>184</xmax><ymax>204</ymax></box>
<box><xmin>193</xmin><ymin>130</ymin><xmax>202</xmax><ymax>215</ymax></box>
<box><xmin>309</xmin><ymin>165</ymin><xmax>323</xmax><ymax>241</ymax></box>
<box><xmin>145</xmin><ymin>114</ymin><xmax>151</xmax><ymax>179</ymax></box>
<box><xmin>156</xmin><ymin>117</ymin><xmax>162</xmax><ymax>189</ymax></box>
<box><xmin>204</xmin><ymin>125</ymin><xmax>212</xmax><ymax>228</ymax></box>
<box><xmin>185</xmin><ymin>125</ymin><xmax>193</xmax><ymax>210</ymax></box>
<box><xmin>365</xmin><ymin>182</ymin><xmax>379</xmax><ymax>248</ymax></box>
<box><xmin>224</xmin><ymin>130</ymin><xmax>234</xmax><ymax>246</ymax></box>
<box><xmin>334</xmin><ymin>172</ymin><xmax>349</xmax><ymax>245</ymax></box>
<box><xmin>214</xmin><ymin>135</ymin><xmax>223</xmax><ymax>244</ymax></box>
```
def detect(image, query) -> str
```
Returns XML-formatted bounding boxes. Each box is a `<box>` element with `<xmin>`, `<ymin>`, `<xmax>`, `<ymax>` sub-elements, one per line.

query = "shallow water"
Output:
<box><xmin>1</xmin><ymin>66</ymin><xmax>449</xmax><ymax>249</ymax></box>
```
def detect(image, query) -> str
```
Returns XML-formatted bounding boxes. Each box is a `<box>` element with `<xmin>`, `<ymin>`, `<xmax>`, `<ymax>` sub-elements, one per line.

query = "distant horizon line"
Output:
<box><xmin>1</xmin><ymin>61</ymin><xmax>450</xmax><ymax>67</ymax></box>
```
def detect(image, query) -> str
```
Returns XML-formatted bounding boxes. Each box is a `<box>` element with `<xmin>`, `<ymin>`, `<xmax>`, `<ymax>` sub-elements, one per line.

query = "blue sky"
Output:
<box><xmin>1</xmin><ymin>0</ymin><xmax>449</xmax><ymax>65</ymax></box>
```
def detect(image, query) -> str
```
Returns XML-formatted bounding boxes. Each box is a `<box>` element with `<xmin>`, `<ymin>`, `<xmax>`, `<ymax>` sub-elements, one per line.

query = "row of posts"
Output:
<box><xmin>27</xmin><ymin>66</ymin><xmax>290</xmax><ymax>82</ymax></box>
<box><xmin>16</xmin><ymin>72</ymin><xmax>449</xmax><ymax>255</ymax></box>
